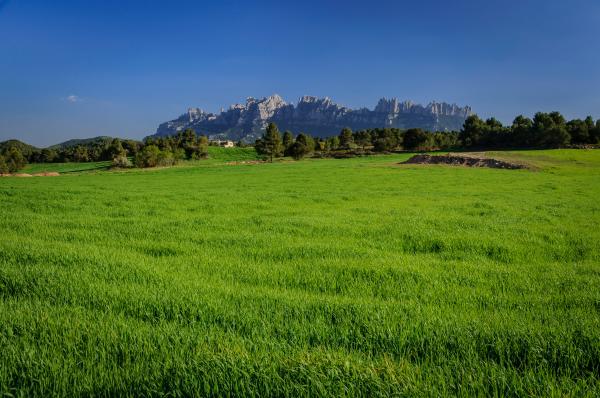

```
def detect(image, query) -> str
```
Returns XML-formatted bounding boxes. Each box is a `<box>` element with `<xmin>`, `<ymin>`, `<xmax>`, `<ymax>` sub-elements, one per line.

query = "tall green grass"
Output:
<box><xmin>0</xmin><ymin>150</ymin><xmax>599</xmax><ymax>396</ymax></box>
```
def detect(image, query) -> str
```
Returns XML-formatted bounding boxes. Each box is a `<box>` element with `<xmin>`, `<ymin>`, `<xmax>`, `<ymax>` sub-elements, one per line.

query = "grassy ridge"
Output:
<box><xmin>1</xmin><ymin>150</ymin><xmax>599</xmax><ymax>396</ymax></box>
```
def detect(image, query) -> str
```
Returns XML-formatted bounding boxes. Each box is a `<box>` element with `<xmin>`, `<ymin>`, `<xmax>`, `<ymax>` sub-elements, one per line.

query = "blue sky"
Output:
<box><xmin>1</xmin><ymin>0</ymin><xmax>599</xmax><ymax>146</ymax></box>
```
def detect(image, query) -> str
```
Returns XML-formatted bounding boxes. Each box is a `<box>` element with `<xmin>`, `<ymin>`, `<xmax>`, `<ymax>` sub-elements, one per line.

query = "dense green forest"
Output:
<box><xmin>1</xmin><ymin>111</ymin><xmax>599</xmax><ymax>173</ymax></box>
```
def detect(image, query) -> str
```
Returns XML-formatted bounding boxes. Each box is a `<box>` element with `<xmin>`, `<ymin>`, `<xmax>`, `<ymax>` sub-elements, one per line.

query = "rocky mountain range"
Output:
<box><xmin>154</xmin><ymin>95</ymin><xmax>472</xmax><ymax>141</ymax></box>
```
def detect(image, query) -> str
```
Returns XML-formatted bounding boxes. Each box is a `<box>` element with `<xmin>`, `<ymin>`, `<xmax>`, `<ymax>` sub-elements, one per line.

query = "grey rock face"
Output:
<box><xmin>155</xmin><ymin>94</ymin><xmax>472</xmax><ymax>141</ymax></box>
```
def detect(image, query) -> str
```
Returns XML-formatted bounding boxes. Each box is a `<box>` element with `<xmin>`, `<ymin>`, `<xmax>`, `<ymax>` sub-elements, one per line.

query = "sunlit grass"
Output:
<box><xmin>1</xmin><ymin>149</ymin><xmax>599</xmax><ymax>396</ymax></box>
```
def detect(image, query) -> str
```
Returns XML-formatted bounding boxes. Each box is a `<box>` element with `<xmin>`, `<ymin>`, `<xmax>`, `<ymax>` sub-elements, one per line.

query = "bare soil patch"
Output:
<box><xmin>402</xmin><ymin>154</ymin><xmax>527</xmax><ymax>169</ymax></box>
<box><xmin>225</xmin><ymin>160</ymin><xmax>267</xmax><ymax>165</ymax></box>
<box><xmin>1</xmin><ymin>172</ymin><xmax>60</xmax><ymax>177</ymax></box>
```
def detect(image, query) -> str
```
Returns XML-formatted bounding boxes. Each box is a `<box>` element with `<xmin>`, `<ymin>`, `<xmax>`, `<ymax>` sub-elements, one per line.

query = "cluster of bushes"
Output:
<box><xmin>255</xmin><ymin>123</ymin><xmax>458</xmax><ymax>161</ymax></box>
<box><xmin>136</xmin><ymin>129</ymin><xmax>208</xmax><ymax>167</ymax></box>
<box><xmin>0</xmin><ymin>146</ymin><xmax>28</xmax><ymax>173</ymax></box>
<box><xmin>461</xmin><ymin>112</ymin><xmax>600</xmax><ymax>148</ymax></box>
<box><xmin>99</xmin><ymin>129</ymin><xmax>210</xmax><ymax>168</ymax></box>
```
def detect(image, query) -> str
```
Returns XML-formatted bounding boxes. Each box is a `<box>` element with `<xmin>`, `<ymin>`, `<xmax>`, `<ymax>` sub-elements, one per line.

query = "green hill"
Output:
<box><xmin>48</xmin><ymin>136</ymin><xmax>116</xmax><ymax>149</ymax></box>
<box><xmin>0</xmin><ymin>139</ymin><xmax>38</xmax><ymax>157</ymax></box>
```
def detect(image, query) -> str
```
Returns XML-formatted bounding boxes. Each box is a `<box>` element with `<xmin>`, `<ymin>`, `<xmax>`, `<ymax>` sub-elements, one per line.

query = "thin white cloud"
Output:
<box><xmin>66</xmin><ymin>95</ymin><xmax>81</xmax><ymax>103</ymax></box>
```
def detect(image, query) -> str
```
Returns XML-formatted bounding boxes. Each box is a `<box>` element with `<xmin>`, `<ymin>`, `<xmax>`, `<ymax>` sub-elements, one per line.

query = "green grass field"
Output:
<box><xmin>1</xmin><ymin>149</ymin><xmax>599</xmax><ymax>396</ymax></box>
<box><xmin>206</xmin><ymin>146</ymin><xmax>260</xmax><ymax>162</ymax></box>
<box><xmin>22</xmin><ymin>160</ymin><xmax>112</xmax><ymax>174</ymax></box>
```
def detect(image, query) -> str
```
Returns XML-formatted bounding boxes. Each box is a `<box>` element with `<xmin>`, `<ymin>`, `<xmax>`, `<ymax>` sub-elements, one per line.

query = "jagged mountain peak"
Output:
<box><xmin>155</xmin><ymin>95</ymin><xmax>472</xmax><ymax>141</ymax></box>
<box><xmin>299</xmin><ymin>95</ymin><xmax>332</xmax><ymax>104</ymax></box>
<box><xmin>245</xmin><ymin>94</ymin><xmax>286</xmax><ymax>106</ymax></box>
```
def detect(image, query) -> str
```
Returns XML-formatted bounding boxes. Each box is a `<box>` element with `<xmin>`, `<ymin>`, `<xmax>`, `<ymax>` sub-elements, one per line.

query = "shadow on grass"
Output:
<box><xmin>23</xmin><ymin>161</ymin><xmax>112</xmax><ymax>175</ymax></box>
<box><xmin>59</xmin><ymin>164</ymin><xmax>112</xmax><ymax>174</ymax></box>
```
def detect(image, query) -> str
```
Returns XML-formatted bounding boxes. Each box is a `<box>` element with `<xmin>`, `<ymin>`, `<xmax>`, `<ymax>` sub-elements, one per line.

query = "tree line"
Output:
<box><xmin>0</xmin><ymin>130</ymin><xmax>211</xmax><ymax>172</ymax></box>
<box><xmin>460</xmin><ymin>112</ymin><xmax>600</xmax><ymax>148</ymax></box>
<box><xmin>2</xmin><ymin>111</ymin><xmax>600</xmax><ymax>172</ymax></box>
<box><xmin>36</xmin><ymin>139</ymin><xmax>141</xmax><ymax>163</ymax></box>
<box><xmin>255</xmin><ymin>111</ymin><xmax>600</xmax><ymax>161</ymax></box>
<box><xmin>0</xmin><ymin>137</ymin><xmax>143</xmax><ymax>173</ymax></box>
<box><xmin>255</xmin><ymin>123</ymin><xmax>460</xmax><ymax>160</ymax></box>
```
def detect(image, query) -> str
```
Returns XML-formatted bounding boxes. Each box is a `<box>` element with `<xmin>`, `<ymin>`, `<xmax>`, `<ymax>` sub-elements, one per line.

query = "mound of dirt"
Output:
<box><xmin>13</xmin><ymin>173</ymin><xmax>33</xmax><ymax>177</ymax></box>
<box><xmin>402</xmin><ymin>154</ymin><xmax>526</xmax><ymax>169</ymax></box>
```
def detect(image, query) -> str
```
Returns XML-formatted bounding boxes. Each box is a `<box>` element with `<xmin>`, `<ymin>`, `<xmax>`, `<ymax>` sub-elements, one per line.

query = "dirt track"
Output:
<box><xmin>1</xmin><ymin>172</ymin><xmax>60</xmax><ymax>177</ymax></box>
